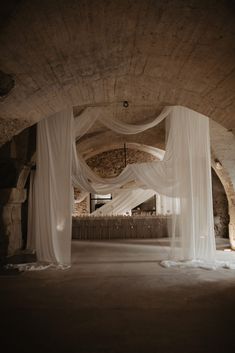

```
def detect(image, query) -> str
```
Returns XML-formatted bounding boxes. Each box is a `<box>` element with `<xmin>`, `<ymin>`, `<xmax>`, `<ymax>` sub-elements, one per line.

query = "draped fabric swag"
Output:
<box><xmin>91</xmin><ymin>189</ymin><xmax>156</xmax><ymax>216</ymax></box>
<box><xmin>28</xmin><ymin>105</ymin><xmax>219</xmax><ymax>268</ymax></box>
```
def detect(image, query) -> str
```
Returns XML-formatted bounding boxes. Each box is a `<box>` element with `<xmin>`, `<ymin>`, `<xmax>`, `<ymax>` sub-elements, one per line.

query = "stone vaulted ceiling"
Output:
<box><xmin>0</xmin><ymin>0</ymin><xmax>235</xmax><ymax>147</ymax></box>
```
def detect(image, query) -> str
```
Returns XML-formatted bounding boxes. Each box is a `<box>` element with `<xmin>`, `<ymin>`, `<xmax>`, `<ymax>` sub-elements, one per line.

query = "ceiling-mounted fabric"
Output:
<box><xmin>74</xmin><ymin>105</ymin><xmax>171</xmax><ymax>140</ymax></box>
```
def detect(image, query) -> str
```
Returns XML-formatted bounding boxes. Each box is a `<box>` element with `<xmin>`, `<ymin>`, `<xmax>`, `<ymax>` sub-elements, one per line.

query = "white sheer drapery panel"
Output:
<box><xmin>99</xmin><ymin>106</ymin><xmax>171</xmax><ymax>134</ymax></box>
<box><xmin>167</xmin><ymin>107</ymin><xmax>216</xmax><ymax>262</ymax></box>
<box><xmin>91</xmin><ymin>189</ymin><xmax>156</xmax><ymax>216</ymax></box>
<box><xmin>73</xmin><ymin>150</ymin><xmax>137</xmax><ymax>193</ymax></box>
<box><xmin>72</xmin><ymin>144</ymin><xmax>97</xmax><ymax>193</ymax></box>
<box><xmin>127</xmin><ymin>161</ymin><xmax>176</xmax><ymax>197</ymax></box>
<box><xmin>156</xmin><ymin>194</ymin><xmax>180</xmax><ymax>215</ymax></box>
<box><xmin>74</xmin><ymin>105</ymin><xmax>171</xmax><ymax>140</ymax></box>
<box><xmin>26</xmin><ymin>170</ymin><xmax>36</xmax><ymax>250</ymax></box>
<box><xmin>72</xmin><ymin>143</ymin><xmax>164</xmax><ymax>210</ymax></box>
<box><xmin>74</xmin><ymin>107</ymin><xmax>102</xmax><ymax>139</ymax></box>
<box><xmin>73</xmin><ymin>158</ymin><xmax>174</xmax><ymax>197</ymax></box>
<box><xmin>32</xmin><ymin>109</ymin><xmax>73</xmax><ymax>265</ymax></box>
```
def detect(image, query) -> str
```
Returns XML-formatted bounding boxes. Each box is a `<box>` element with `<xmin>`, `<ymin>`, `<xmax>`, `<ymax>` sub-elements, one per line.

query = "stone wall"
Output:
<box><xmin>87</xmin><ymin>148</ymin><xmax>157</xmax><ymax>177</ymax></box>
<box><xmin>0</xmin><ymin>124</ymin><xmax>36</xmax><ymax>262</ymax></box>
<box><xmin>73</xmin><ymin>199</ymin><xmax>89</xmax><ymax>216</ymax></box>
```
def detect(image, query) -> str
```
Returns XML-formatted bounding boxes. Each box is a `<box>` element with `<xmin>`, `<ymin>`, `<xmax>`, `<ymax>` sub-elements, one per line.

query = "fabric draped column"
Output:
<box><xmin>32</xmin><ymin>109</ymin><xmax>73</xmax><ymax>266</ymax></box>
<box><xmin>166</xmin><ymin>107</ymin><xmax>216</xmax><ymax>262</ymax></box>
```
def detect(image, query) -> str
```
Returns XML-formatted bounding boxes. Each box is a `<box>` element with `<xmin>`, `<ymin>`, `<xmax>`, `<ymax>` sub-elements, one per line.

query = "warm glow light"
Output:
<box><xmin>215</xmin><ymin>159</ymin><xmax>223</xmax><ymax>170</ymax></box>
<box><xmin>57</xmin><ymin>220</ymin><xmax>65</xmax><ymax>231</ymax></box>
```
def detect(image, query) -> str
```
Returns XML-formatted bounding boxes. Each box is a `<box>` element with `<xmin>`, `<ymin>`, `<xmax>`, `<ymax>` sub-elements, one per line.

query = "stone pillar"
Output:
<box><xmin>0</xmin><ymin>188</ymin><xmax>26</xmax><ymax>256</ymax></box>
<box><xmin>211</xmin><ymin>156</ymin><xmax>235</xmax><ymax>248</ymax></box>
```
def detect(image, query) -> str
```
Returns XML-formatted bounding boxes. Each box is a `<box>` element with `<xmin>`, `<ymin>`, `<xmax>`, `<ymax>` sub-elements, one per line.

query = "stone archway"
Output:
<box><xmin>211</xmin><ymin>156</ymin><xmax>235</xmax><ymax>249</ymax></box>
<box><xmin>0</xmin><ymin>123</ymin><xmax>36</xmax><ymax>259</ymax></box>
<box><xmin>1</xmin><ymin>165</ymin><xmax>32</xmax><ymax>256</ymax></box>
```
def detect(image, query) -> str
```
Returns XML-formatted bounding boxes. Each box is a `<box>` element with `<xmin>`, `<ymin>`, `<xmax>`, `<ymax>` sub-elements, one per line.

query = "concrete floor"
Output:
<box><xmin>1</xmin><ymin>239</ymin><xmax>235</xmax><ymax>353</ymax></box>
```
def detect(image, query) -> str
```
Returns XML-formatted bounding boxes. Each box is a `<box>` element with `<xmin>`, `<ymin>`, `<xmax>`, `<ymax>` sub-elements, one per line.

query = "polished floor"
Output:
<box><xmin>1</xmin><ymin>239</ymin><xmax>235</xmax><ymax>353</ymax></box>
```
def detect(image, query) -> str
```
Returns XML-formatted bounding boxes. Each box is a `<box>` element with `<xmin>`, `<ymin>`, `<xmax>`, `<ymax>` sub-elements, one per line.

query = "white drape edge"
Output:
<box><xmin>163</xmin><ymin>107</ymin><xmax>216</xmax><ymax>264</ymax></box>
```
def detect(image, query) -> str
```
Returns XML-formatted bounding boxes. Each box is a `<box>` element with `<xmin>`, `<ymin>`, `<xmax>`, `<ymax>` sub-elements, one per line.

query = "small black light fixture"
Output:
<box><xmin>123</xmin><ymin>100</ymin><xmax>129</xmax><ymax>108</ymax></box>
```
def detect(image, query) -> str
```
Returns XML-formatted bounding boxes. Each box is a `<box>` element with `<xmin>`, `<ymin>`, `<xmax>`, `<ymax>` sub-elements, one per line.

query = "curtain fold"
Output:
<box><xmin>74</xmin><ymin>105</ymin><xmax>171</xmax><ymax>140</ymax></box>
<box><xmin>165</xmin><ymin>107</ymin><xmax>216</xmax><ymax>261</ymax></box>
<box><xmin>91</xmin><ymin>189</ymin><xmax>156</xmax><ymax>216</ymax></box>
<box><xmin>32</xmin><ymin>109</ymin><xmax>73</xmax><ymax>265</ymax></box>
